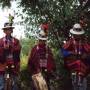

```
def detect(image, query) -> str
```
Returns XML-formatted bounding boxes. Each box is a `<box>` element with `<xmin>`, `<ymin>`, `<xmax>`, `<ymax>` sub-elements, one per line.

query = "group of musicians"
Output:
<box><xmin>0</xmin><ymin>20</ymin><xmax>90</xmax><ymax>90</ymax></box>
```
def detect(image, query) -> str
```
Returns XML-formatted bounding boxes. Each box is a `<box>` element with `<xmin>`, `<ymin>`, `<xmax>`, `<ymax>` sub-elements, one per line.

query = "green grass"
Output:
<box><xmin>20</xmin><ymin>55</ymin><xmax>32</xmax><ymax>90</ymax></box>
<box><xmin>20</xmin><ymin>55</ymin><xmax>28</xmax><ymax>70</ymax></box>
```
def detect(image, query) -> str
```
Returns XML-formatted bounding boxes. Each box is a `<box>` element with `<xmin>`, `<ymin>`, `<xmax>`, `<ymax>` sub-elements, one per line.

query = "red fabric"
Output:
<box><xmin>66</xmin><ymin>60</ymin><xmax>88</xmax><ymax>75</ymax></box>
<box><xmin>41</xmin><ymin>24</ymin><xmax>49</xmax><ymax>31</ymax></box>
<box><xmin>0</xmin><ymin>36</ymin><xmax>21</xmax><ymax>75</ymax></box>
<box><xmin>63</xmin><ymin>38</ymin><xmax>90</xmax><ymax>53</ymax></box>
<box><xmin>28</xmin><ymin>43</ymin><xmax>56</xmax><ymax>75</ymax></box>
<box><xmin>63</xmin><ymin>38</ymin><xmax>90</xmax><ymax>76</ymax></box>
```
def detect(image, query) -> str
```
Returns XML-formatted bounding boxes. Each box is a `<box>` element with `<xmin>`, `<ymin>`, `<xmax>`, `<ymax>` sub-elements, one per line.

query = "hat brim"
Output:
<box><xmin>37</xmin><ymin>35</ymin><xmax>48</xmax><ymax>40</ymax></box>
<box><xmin>2</xmin><ymin>26</ymin><xmax>14</xmax><ymax>30</ymax></box>
<box><xmin>70</xmin><ymin>29</ymin><xmax>85</xmax><ymax>35</ymax></box>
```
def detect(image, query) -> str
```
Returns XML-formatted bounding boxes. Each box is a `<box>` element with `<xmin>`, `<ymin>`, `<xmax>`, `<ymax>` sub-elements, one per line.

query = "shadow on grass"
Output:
<box><xmin>19</xmin><ymin>68</ymin><xmax>33</xmax><ymax>90</ymax></box>
<box><xmin>19</xmin><ymin>69</ymin><xmax>73</xmax><ymax>90</ymax></box>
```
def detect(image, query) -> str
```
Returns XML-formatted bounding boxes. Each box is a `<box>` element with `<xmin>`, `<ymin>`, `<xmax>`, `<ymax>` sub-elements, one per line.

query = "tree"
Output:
<box><xmin>1</xmin><ymin>1</ymin><xmax>90</xmax><ymax>89</ymax></box>
<box><xmin>1</xmin><ymin>0</ymin><xmax>90</xmax><ymax>69</ymax></box>
<box><xmin>0</xmin><ymin>0</ymin><xmax>89</xmax><ymax>46</ymax></box>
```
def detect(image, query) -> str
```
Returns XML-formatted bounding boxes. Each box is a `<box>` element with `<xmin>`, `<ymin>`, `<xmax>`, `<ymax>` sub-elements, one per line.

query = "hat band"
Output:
<box><xmin>39</xmin><ymin>34</ymin><xmax>47</xmax><ymax>38</ymax></box>
<box><xmin>73</xmin><ymin>28</ymin><xmax>82</xmax><ymax>32</ymax></box>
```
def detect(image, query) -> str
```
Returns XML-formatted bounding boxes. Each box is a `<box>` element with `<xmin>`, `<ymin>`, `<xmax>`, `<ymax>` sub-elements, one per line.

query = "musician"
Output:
<box><xmin>28</xmin><ymin>25</ymin><xmax>56</xmax><ymax>90</ymax></box>
<box><xmin>0</xmin><ymin>22</ymin><xmax>21</xmax><ymax>90</ymax></box>
<box><xmin>61</xmin><ymin>23</ymin><xmax>90</xmax><ymax>89</ymax></box>
<box><xmin>62</xmin><ymin>23</ymin><xmax>90</xmax><ymax>70</ymax></box>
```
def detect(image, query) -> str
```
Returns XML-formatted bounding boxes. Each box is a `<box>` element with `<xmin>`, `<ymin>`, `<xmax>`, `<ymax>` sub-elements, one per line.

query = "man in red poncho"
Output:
<box><xmin>28</xmin><ymin>24</ymin><xmax>56</xmax><ymax>90</ymax></box>
<box><xmin>0</xmin><ymin>22</ymin><xmax>21</xmax><ymax>90</ymax></box>
<box><xmin>61</xmin><ymin>23</ymin><xmax>90</xmax><ymax>90</ymax></box>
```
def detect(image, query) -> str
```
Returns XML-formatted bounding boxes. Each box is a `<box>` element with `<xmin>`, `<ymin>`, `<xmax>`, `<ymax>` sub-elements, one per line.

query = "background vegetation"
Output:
<box><xmin>0</xmin><ymin>0</ymin><xmax>90</xmax><ymax>90</ymax></box>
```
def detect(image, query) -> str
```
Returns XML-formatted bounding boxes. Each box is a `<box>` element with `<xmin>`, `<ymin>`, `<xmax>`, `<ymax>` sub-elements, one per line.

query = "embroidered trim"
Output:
<box><xmin>36</xmin><ymin>45</ymin><xmax>48</xmax><ymax>68</ymax></box>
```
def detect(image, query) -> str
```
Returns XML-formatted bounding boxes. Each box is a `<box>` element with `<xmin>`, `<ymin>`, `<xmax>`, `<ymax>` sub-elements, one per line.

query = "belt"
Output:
<box><xmin>41</xmin><ymin>68</ymin><xmax>47</xmax><ymax>72</ymax></box>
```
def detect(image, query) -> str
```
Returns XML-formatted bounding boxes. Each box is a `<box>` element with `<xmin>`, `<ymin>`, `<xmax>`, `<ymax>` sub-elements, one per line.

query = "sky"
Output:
<box><xmin>0</xmin><ymin>1</ymin><xmax>25</xmax><ymax>39</ymax></box>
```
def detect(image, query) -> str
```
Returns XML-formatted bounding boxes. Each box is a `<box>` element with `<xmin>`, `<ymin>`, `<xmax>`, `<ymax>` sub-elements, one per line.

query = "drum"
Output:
<box><xmin>32</xmin><ymin>72</ymin><xmax>48</xmax><ymax>90</ymax></box>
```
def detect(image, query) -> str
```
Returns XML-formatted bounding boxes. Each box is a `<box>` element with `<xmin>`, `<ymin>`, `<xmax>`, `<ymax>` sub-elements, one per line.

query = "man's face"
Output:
<box><xmin>3</xmin><ymin>28</ymin><xmax>13</xmax><ymax>36</ymax></box>
<box><xmin>39</xmin><ymin>40</ymin><xmax>46</xmax><ymax>44</ymax></box>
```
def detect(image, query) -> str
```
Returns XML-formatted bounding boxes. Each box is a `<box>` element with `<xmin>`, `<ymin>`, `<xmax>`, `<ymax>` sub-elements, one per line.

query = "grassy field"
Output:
<box><xmin>19</xmin><ymin>55</ymin><xmax>32</xmax><ymax>90</ymax></box>
<box><xmin>20</xmin><ymin>55</ymin><xmax>28</xmax><ymax>70</ymax></box>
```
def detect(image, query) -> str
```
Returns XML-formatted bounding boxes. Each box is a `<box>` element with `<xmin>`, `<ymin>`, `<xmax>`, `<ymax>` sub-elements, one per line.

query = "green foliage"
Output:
<box><xmin>0</xmin><ymin>0</ymin><xmax>12</xmax><ymax>8</ymax></box>
<box><xmin>0</xmin><ymin>1</ymin><xmax>90</xmax><ymax>89</ymax></box>
<box><xmin>20</xmin><ymin>37</ymin><xmax>35</xmax><ymax>56</ymax></box>
<box><xmin>0</xmin><ymin>0</ymin><xmax>90</xmax><ymax>46</ymax></box>
<box><xmin>18</xmin><ymin>0</ymin><xmax>90</xmax><ymax>47</ymax></box>
<box><xmin>20</xmin><ymin>55</ymin><xmax>28</xmax><ymax>70</ymax></box>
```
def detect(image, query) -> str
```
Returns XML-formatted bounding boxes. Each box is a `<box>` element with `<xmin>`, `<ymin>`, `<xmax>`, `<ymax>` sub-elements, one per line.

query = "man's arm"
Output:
<box><xmin>28</xmin><ymin>45</ymin><xmax>37</xmax><ymax>75</ymax></box>
<box><xmin>12</xmin><ymin>39</ymin><xmax>21</xmax><ymax>52</ymax></box>
<box><xmin>12</xmin><ymin>38</ymin><xmax>21</xmax><ymax>75</ymax></box>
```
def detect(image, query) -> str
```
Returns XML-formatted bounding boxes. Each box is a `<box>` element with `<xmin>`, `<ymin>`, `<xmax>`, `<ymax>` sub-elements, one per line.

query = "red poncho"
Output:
<box><xmin>0</xmin><ymin>36</ymin><xmax>21</xmax><ymax>75</ymax></box>
<box><xmin>28</xmin><ymin>43</ymin><xmax>56</xmax><ymax>75</ymax></box>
